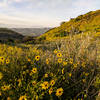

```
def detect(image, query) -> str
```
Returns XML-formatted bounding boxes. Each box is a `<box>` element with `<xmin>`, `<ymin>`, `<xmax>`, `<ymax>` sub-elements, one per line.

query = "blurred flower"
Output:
<box><xmin>32</xmin><ymin>81</ymin><xmax>37</xmax><ymax>86</ymax></box>
<box><xmin>56</xmin><ymin>88</ymin><xmax>63</xmax><ymax>97</ymax></box>
<box><xmin>6</xmin><ymin>59</ymin><xmax>10</xmax><ymax>64</ymax></box>
<box><xmin>57</xmin><ymin>53</ymin><xmax>62</xmax><ymax>57</ymax></box>
<box><xmin>35</xmin><ymin>56</ymin><xmax>40</xmax><ymax>61</ymax></box>
<box><xmin>58</xmin><ymin>58</ymin><xmax>62</xmax><ymax>63</ymax></box>
<box><xmin>44</xmin><ymin>73</ymin><xmax>48</xmax><ymax>78</ymax></box>
<box><xmin>85</xmin><ymin>73</ymin><xmax>89</xmax><ymax>76</ymax></box>
<box><xmin>49</xmin><ymin>88</ymin><xmax>53</xmax><ymax>95</ymax></box>
<box><xmin>69</xmin><ymin>58</ymin><xmax>73</xmax><ymax>64</ymax></box>
<box><xmin>69</xmin><ymin>73</ymin><xmax>72</xmax><ymax>77</ymax></box>
<box><xmin>1</xmin><ymin>85</ymin><xmax>10</xmax><ymax>91</ymax></box>
<box><xmin>50</xmin><ymin>80</ymin><xmax>55</xmax><ymax>86</ymax></box>
<box><xmin>0</xmin><ymin>56</ymin><xmax>5</xmax><ymax>61</ymax></box>
<box><xmin>19</xmin><ymin>95</ymin><xmax>27</xmax><ymax>100</ymax></box>
<box><xmin>32</xmin><ymin>68</ymin><xmax>37</xmax><ymax>74</ymax></box>
<box><xmin>84</xmin><ymin>94</ymin><xmax>87</xmax><ymax>98</ymax></box>
<box><xmin>0</xmin><ymin>56</ymin><xmax>5</xmax><ymax>64</ymax></box>
<box><xmin>41</xmin><ymin>81</ymin><xmax>49</xmax><ymax>90</ymax></box>
<box><xmin>63</xmin><ymin>61</ymin><xmax>68</xmax><ymax>66</ymax></box>
<box><xmin>46</xmin><ymin>59</ymin><xmax>49</xmax><ymax>64</ymax></box>
<box><xmin>27</xmin><ymin>58</ymin><xmax>31</xmax><ymax>62</ymax></box>
<box><xmin>0</xmin><ymin>72</ymin><xmax>3</xmax><ymax>80</ymax></box>
<box><xmin>54</xmin><ymin>49</ymin><xmax>58</xmax><ymax>54</ymax></box>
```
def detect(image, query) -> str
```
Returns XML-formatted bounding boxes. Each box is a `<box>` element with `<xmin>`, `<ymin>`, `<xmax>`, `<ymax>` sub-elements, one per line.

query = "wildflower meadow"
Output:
<box><xmin>0</xmin><ymin>33</ymin><xmax>100</xmax><ymax>100</ymax></box>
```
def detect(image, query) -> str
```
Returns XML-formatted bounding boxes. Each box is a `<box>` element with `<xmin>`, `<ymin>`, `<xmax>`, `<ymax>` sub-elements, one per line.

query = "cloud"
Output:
<box><xmin>0</xmin><ymin>0</ymin><xmax>100</xmax><ymax>27</ymax></box>
<box><xmin>0</xmin><ymin>0</ymin><xmax>8</xmax><ymax>8</ymax></box>
<box><xmin>14</xmin><ymin>0</ymin><xmax>23</xmax><ymax>2</ymax></box>
<box><xmin>72</xmin><ymin>0</ymin><xmax>99</xmax><ymax>11</ymax></box>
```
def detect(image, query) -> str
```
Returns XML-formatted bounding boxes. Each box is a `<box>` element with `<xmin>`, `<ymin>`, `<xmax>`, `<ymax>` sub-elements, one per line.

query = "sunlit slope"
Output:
<box><xmin>38</xmin><ymin>10</ymin><xmax>100</xmax><ymax>41</ymax></box>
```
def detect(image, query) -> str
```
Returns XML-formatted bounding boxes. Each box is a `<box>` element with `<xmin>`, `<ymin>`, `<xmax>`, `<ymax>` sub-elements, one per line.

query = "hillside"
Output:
<box><xmin>11</xmin><ymin>28</ymin><xmax>51</xmax><ymax>36</ymax></box>
<box><xmin>38</xmin><ymin>10</ymin><xmax>100</xmax><ymax>41</ymax></box>
<box><xmin>0</xmin><ymin>28</ymin><xmax>24</xmax><ymax>42</ymax></box>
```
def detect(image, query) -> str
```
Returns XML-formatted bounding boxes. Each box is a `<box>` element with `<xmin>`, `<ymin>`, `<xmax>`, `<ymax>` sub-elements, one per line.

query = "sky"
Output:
<box><xmin>0</xmin><ymin>0</ymin><xmax>100</xmax><ymax>28</ymax></box>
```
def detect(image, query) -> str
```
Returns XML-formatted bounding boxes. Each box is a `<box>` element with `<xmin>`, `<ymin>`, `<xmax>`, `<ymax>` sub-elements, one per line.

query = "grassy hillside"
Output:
<box><xmin>38</xmin><ymin>10</ymin><xmax>100</xmax><ymax>41</ymax></box>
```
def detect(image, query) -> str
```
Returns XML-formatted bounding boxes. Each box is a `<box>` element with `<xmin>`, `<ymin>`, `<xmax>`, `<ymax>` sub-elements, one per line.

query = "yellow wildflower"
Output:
<box><xmin>57</xmin><ymin>53</ymin><xmax>62</xmax><ymax>57</ymax></box>
<box><xmin>35</xmin><ymin>56</ymin><xmax>40</xmax><ymax>61</ymax></box>
<box><xmin>19</xmin><ymin>95</ymin><xmax>27</xmax><ymax>100</ymax></box>
<box><xmin>1</xmin><ymin>85</ymin><xmax>10</xmax><ymax>91</ymax></box>
<box><xmin>32</xmin><ymin>81</ymin><xmax>37</xmax><ymax>86</ymax></box>
<box><xmin>69</xmin><ymin>58</ymin><xmax>73</xmax><ymax>64</ymax></box>
<box><xmin>46</xmin><ymin>59</ymin><xmax>49</xmax><ymax>64</ymax></box>
<box><xmin>0</xmin><ymin>56</ymin><xmax>4</xmax><ymax>61</ymax></box>
<box><xmin>0</xmin><ymin>72</ymin><xmax>3</xmax><ymax>80</ymax></box>
<box><xmin>32</xmin><ymin>68</ymin><xmax>37</xmax><ymax>73</ymax></box>
<box><xmin>49</xmin><ymin>88</ymin><xmax>53</xmax><ymax>95</ymax></box>
<box><xmin>44</xmin><ymin>73</ymin><xmax>48</xmax><ymax>78</ymax></box>
<box><xmin>6</xmin><ymin>59</ymin><xmax>10</xmax><ymax>64</ymax></box>
<box><xmin>63</xmin><ymin>61</ymin><xmax>68</xmax><ymax>66</ymax></box>
<box><xmin>50</xmin><ymin>80</ymin><xmax>55</xmax><ymax>86</ymax></box>
<box><xmin>56</xmin><ymin>88</ymin><xmax>63</xmax><ymax>97</ymax></box>
<box><xmin>41</xmin><ymin>81</ymin><xmax>49</xmax><ymax>90</ymax></box>
<box><xmin>0</xmin><ymin>56</ymin><xmax>5</xmax><ymax>64</ymax></box>
<box><xmin>58</xmin><ymin>58</ymin><xmax>62</xmax><ymax>63</ymax></box>
<box><xmin>27</xmin><ymin>59</ymin><xmax>31</xmax><ymax>62</ymax></box>
<box><xmin>69</xmin><ymin>73</ymin><xmax>72</xmax><ymax>77</ymax></box>
<box><xmin>54</xmin><ymin>49</ymin><xmax>58</xmax><ymax>54</ymax></box>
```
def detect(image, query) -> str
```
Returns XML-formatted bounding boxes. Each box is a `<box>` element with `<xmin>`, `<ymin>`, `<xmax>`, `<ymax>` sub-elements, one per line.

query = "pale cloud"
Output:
<box><xmin>14</xmin><ymin>0</ymin><xmax>23</xmax><ymax>2</ymax></box>
<box><xmin>0</xmin><ymin>12</ymin><xmax>61</xmax><ymax>27</ymax></box>
<box><xmin>0</xmin><ymin>0</ymin><xmax>8</xmax><ymax>7</ymax></box>
<box><xmin>0</xmin><ymin>0</ymin><xmax>100</xmax><ymax>27</ymax></box>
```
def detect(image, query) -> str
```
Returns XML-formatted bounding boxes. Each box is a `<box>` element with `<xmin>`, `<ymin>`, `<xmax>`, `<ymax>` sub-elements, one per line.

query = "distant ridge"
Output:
<box><xmin>0</xmin><ymin>28</ymin><xmax>24</xmax><ymax>42</ymax></box>
<box><xmin>11</xmin><ymin>28</ymin><xmax>51</xmax><ymax>36</ymax></box>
